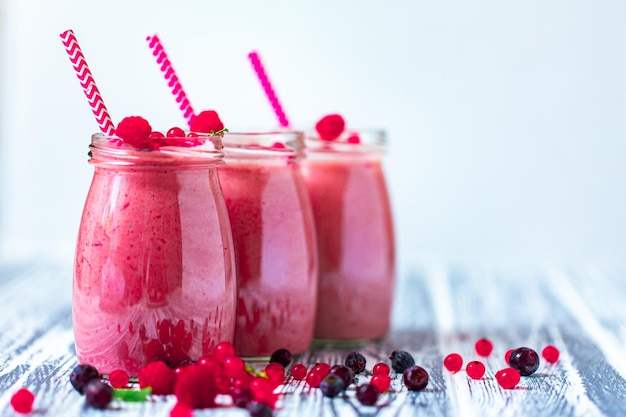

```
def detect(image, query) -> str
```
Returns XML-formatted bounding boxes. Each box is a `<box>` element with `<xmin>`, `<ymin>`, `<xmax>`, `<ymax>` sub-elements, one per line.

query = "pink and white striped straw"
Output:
<box><xmin>146</xmin><ymin>34</ymin><xmax>195</xmax><ymax>125</ymax></box>
<box><xmin>59</xmin><ymin>30</ymin><xmax>115</xmax><ymax>135</ymax></box>
<box><xmin>247</xmin><ymin>51</ymin><xmax>290</xmax><ymax>128</ymax></box>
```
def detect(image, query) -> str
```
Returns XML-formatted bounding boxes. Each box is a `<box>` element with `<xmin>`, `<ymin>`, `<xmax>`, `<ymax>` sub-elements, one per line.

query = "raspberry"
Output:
<box><xmin>189</xmin><ymin>110</ymin><xmax>224</xmax><ymax>133</ymax></box>
<box><xmin>10</xmin><ymin>388</ymin><xmax>34</xmax><ymax>414</ymax></box>
<box><xmin>138</xmin><ymin>360</ymin><xmax>176</xmax><ymax>395</ymax></box>
<box><xmin>109</xmin><ymin>369</ymin><xmax>129</xmax><ymax>388</ymax></box>
<box><xmin>315</xmin><ymin>114</ymin><xmax>345</xmax><ymax>141</ymax></box>
<box><xmin>174</xmin><ymin>364</ymin><xmax>217</xmax><ymax>409</ymax></box>
<box><xmin>115</xmin><ymin>116</ymin><xmax>152</xmax><ymax>149</ymax></box>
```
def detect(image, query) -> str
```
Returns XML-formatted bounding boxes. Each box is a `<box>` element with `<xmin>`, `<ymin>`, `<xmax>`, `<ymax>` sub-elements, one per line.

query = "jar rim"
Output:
<box><xmin>222</xmin><ymin>130</ymin><xmax>304</xmax><ymax>161</ymax></box>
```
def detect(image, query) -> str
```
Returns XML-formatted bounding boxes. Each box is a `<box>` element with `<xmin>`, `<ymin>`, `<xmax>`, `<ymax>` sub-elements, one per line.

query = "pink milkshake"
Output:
<box><xmin>218</xmin><ymin>131</ymin><xmax>318</xmax><ymax>358</ymax></box>
<box><xmin>301</xmin><ymin>129</ymin><xmax>395</xmax><ymax>342</ymax></box>
<box><xmin>73</xmin><ymin>132</ymin><xmax>236</xmax><ymax>375</ymax></box>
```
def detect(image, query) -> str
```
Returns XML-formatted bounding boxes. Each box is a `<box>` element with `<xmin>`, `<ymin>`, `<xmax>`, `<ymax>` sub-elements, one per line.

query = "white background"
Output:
<box><xmin>1</xmin><ymin>0</ymin><xmax>625</xmax><ymax>269</ymax></box>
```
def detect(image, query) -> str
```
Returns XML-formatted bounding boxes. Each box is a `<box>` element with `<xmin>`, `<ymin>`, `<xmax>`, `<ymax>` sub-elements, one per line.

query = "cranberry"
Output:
<box><xmin>390</xmin><ymin>350</ymin><xmax>415</xmax><ymax>373</ymax></box>
<box><xmin>290</xmin><ymin>363</ymin><xmax>307</xmax><ymax>380</ymax></box>
<box><xmin>320</xmin><ymin>374</ymin><xmax>344</xmax><ymax>398</ymax></box>
<box><xmin>443</xmin><ymin>353</ymin><xmax>463</xmax><ymax>373</ymax></box>
<box><xmin>70</xmin><ymin>364</ymin><xmax>100</xmax><ymax>394</ymax></box>
<box><xmin>356</xmin><ymin>383</ymin><xmax>379</xmax><ymax>405</ymax></box>
<box><xmin>509</xmin><ymin>347</ymin><xmax>540</xmax><ymax>376</ymax></box>
<box><xmin>403</xmin><ymin>365</ymin><xmax>429</xmax><ymax>391</ymax></box>
<box><xmin>495</xmin><ymin>367</ymin><xmax>521</xmax><ymax>389</ymax></box>
<box><xmin>475</xmin><ymin>338</ymin><xmax>493</xmax><ymax>357</ymax></box>
<box><xmin>542</xmin><ymin>345</ymin><xmax>560</xmax><ymax>363</ymax></box>
<box><xmin>372</xmin><ymin>362</ymin><xmax>390</xmax><ymax>376</ymax></box>
<box><xmin>466</xmin><ymin>360</ymin><xmax>486</xmax><ymax>379</ymax></box>
<box><xmin>269</xmin><ymin>348</ymin><xmax>292</xmax><ymax>367</ymax></box>
<box><xmin>10</xmin><ymin>388</ymin><xmax>34</xmax><ymax>414</ymax></box>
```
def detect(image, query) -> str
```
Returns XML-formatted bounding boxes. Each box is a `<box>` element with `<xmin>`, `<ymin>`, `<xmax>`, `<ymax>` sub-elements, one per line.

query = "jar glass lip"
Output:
<box><xmin>222</xmin><ymin>130</ymin><xmax>304</xmax><ymax>159</ymax></box>
<box><xmin>90</xmin><ymin>133</ymin><xmax>224</xmax><ymax>166</ymax></box>
<box><xmin>304</xmin><ymin>128</ymin><xmax>387</xmax><ymax>155</ymax></box>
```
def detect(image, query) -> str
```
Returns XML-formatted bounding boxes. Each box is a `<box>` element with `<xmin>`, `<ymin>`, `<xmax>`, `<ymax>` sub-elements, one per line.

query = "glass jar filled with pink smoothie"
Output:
<box><xmin>74</xmin><ymin>130</ymin><xmax>237</xmax><ymax>375</ymax></box>
<box><xmin>301</xmin><ymin>128</ymin><xmax>395</xmax><ymax>342</ymax></box>
<box><xmin>219</xmin><ymin>131</ymin><xmax>318</xmax><ymax>358</ymax></box>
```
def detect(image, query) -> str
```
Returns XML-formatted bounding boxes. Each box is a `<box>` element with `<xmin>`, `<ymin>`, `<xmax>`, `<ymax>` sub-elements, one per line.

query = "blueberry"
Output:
<box><xmin>70</xmin><ymin>364</ymin><xmax>100</xmax><ymax>394</ymax></box>
<box><xmin>345</xmin><ymin>352</ymin><xmax>366</xmax><ymax>374</ymax></box>
<box><xmin>509</xmin><ymin>347</ymin><xmax>540</xmax><ymax>376</ymax></box>
<box><xmin>389</xmin><ymin>350</ymin><xmax>415</xmax><ymax>373</ymax></box>
<box><xmin>320</xmin><ymin>374</ymin><xmax>344</xmax><ymax>398</ymax></box>
<box><xmin>84</xmin><ymin>380</ymin><xmax>113</xmax><ymax>409</ymax></box>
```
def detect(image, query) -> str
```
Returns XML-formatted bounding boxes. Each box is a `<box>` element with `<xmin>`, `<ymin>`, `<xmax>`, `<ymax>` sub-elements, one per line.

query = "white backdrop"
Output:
<box><xmin>1</xmin><ymin>0</ymin><xmax>625</xmax><ymax>269</ymax></box>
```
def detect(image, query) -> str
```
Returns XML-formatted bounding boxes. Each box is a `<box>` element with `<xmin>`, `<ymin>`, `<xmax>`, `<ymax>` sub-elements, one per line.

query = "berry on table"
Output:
<box><xmin>370</xmin><ymin>374</ymin><xmax>392</xmax><ymax>393</ymax></box>
<box><xmin>70</xmin><ymin>364</ymin><xmax>100</xmax><ymax>394</ymax></box>
<box><xmin>247</xmin><ymin>401</ymin><xmax>274</xmax><ymax>417</ymax></box>
<box><xmin>475</xmin><ymin>338</ymin><xmax>494</xmax><ymax>357</ymax></box>
<box><xmin>356</xmin><ymin>383</ymin><xmax>379</xmax><ymax>405</ymax></box>
<box><xmin>10</xmin><ymin>388</ymin><xmax>35</xmax><ymax>414</ymax></box>
<box><xmin>108</xmin><ymin>369</ymin><xmax>129</xmax><ymax>388</ymax></box>
<box><xmin>214</xmin><ymin>341</ymin><xmax>236</xmax><ymax>359</ymax></box>
<box><xmin>509</xmin><ymin>347</ymin><xmax>540</xmax><ymax>376</ymax></box>
<box><xmin>443</xmin><ymin>353</ymin><xmax>463</xmax><ymax>373</ymax></box>
<box><xmin>315</xmin><ymin>114</ymin><xmax>345</xmax><ymax>141</ymax></box>
<box><xmin>84</xmin><ymin>380</ymin><xmax>113</xmax><ymax>409</ymax></box>
<box><xmin>306</xmin><ymin>370</ymin><xmax>323</xmax><ymax>388</ymax></box>
<box><xmin>505</xmin><ymin>349</ymin><xmax>514</xmax><ymax>364</ymax></box>
<box><xmin>312</xmin><ymin>362</ymin><xmax>331</xmax><ymax>378</ymax></box>
<box><xmin>390</xmin><ymin>350</ymin><xmax>415</xmax><ymax>373</ymax></box>
<box><xmin>138</xmin><ymin>360</ymin><xmax>176</xmax><ymax>395</ymax></box>
<box><xmin>320</xmin><ymin>374</ymin><xmax>344</xmax><ymax>398</ymax></box>
<box><xmin>231</xmin><ymin>386</ymin><xmax>253</xmax><ymax>408</ymax></box>
<box><xmin>290</xmin><ymin>363</ymin><xmax>307</xmax><ymax>380</ymax></box>
<box><xmin>223</xmin><ymin>356</ymin><xmax>246</xmax><ymax>379</ymax></box>
<box><xmin>265</xmin><ymin>362</ymin><xmax>286</xmax><ymax>386</ymax></box>
<box><xmin>466</xmin><ymin>360</ymin><xmax>486</xmax><ymax>379</ymax></box>
<box><xmin>345</xmin><ymin>352</ymin><xmax>367</xmax><ymax>374</ymax></box>
<box><xmin>403</xmin><ymin>365</ymin><xmax>429</xmax><ymax>391</ymax></box>
<box><xmin>372</xmin><ymin>362</ymin><xmax>390</xmax><ymax>376</ymax></box>
<box><xmin>542</xmin><ymin>345</ymin><xmax>560</xmax><ymax>363</ymax></box>
<box><xmin>269</xmin><ymin>348</ymin><xmax>292</xmax><ymax>367</ymax></box>
<box><xmin>495</xmin><ymin>367</ymin><xmax>521</xmax><ymax>389</ymax></box>
<box><xmin>174</xmin><ymin>364</ymin><xmax>217</xmax><ymax>409</ymax></box>
<box><xmin>329</xmin><ymin>365</ymin><xmax>353</xmax><ymax>389</ymax></box>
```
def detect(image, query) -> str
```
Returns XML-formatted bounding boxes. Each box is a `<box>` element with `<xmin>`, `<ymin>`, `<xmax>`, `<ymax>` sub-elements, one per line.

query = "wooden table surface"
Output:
<box><xmin>1</xmin><ymin>260</ymin><xmax>625</xmax><ymax>416</ymax></box>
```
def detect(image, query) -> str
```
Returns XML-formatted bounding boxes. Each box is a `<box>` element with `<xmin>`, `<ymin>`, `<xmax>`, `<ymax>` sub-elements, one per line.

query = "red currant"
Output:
<box><xmin>346</xmin><ymin>134</ymin><xmax>361</xmax><ymax>144</ymax></box>
<box><xmin>312</xmin><ymin>363</ymin><xmax>330</xmax><ymax>378</ymax></box>
<box><xmin>167</xmin><ymin>127</ymin><xmax>185</xmax><ymax>138</ymax></box>
<box><xmin>108</xmin><ymin>369</ymin><xmax>129</xmax><ymax>388</ymax></box>
<box><xmin>290</xmin><ymin>364</ymin><xmax>307</xmax><ymax>380</ymax></box>
<box><xmin>505</xmin><ymin>349</ymin><xmax>514</xmax><ymax>364</ymax></box>
<box><xmin>370</xmin><ymin>374</ymin><xmax>391</xmax><ymax>393</ymax></box>
<box><xmin>271</xmin><ymin>142</ymin><xmax>286</xmax><ymax>149</ymax></box>
<box><xmin>214</xmin><ymin>341</ymin><xmax>236</xmax><ymax>359</ymax></box>
<box><xmin>250</xmin><ymin>376</ymin><xmax>274</xmax><ymax>402</ymax></box>
<box><xmin>306</xmin><ymin>370</ymin><xmax>323</xmax><ymax>388</ymax></box>
<box><xmin>466</xmin><ymin>360</ymin><xmax>486</xmax><ymax>379</ymax></box>
<box><xmin>542</xmin><ymin>345</ymin><xmax>560</xmax><ymax>363</ymax></box>
<box><xmin>222</xmin><ymin>356</ymin><xmax>246</xmax><ymax>379</ymax></box>
<box><xmin>197</xmin><ymin>355</ymin><xmax>221</xmax><ymax>373</ymax></box>
<box><xmin>10</xmin><ymin>388</ymin><xmax>34</xmax><ymax>414</ymax></box>
<box><xmin>475</xmin><ymin>338</ymin><xmax>493</xmax><ymax>357</ymax></box>
<box><xmin>265</xmin><ymin>362</ymin><xmax>286</xmax><ymax>386</ymax></box>
<box><xmin>372</xmin><ymin>362</ymin><xmax>390</xmax><ymax>376</ymax></box>
<box><xmin>149</xmin><ymin>131</ymin><xmax>165</xmax><ymax>138</ymax></box>
<box><xmin>495</xmin><ymin>367</ymin><xmax>521</xmax><ymax>389</ymax></box>
<box><xmin>443</xmin><ymin>353</ymin><xmax>463</xmax><ymax>373</ymax></box>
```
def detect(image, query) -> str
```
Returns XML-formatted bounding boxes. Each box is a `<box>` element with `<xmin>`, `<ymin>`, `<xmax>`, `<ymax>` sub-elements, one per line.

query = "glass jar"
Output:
<box><xmin>219</xmin><ymin>131</ymin><xmax>318</xmax><ymax>358</ymax></box>
<box><xmin>73</xmin><ymin>133</ymin><xmax>236</xmax><ymax>375</ymax></box>
<box><xmin>301</xmin><ymin>130</ymin><xmax>395</xmax><ymax>342</ymax></box>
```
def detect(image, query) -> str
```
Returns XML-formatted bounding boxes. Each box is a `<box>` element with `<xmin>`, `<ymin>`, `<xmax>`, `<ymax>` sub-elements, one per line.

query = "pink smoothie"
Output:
<box><xmin>219</xmin><ymin>132</ymin><xmax>318</xmax><ymax>358</ymax></box>
<box><xmin>301</xmin><ymin>134</ymin><xmax>395</xmax><ymax>341</ymax></box>
<box><xmin>73</xmin><ymin>135</ymin><xmax>236</xmax><ymax>375</ymax></box>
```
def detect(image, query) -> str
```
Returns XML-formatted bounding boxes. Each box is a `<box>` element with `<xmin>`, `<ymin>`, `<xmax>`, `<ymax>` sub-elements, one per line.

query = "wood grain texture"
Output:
<box><xmin>0</xmin><ymin>261</ymin><xmax>625</xmax><ymax>416</ymax></box>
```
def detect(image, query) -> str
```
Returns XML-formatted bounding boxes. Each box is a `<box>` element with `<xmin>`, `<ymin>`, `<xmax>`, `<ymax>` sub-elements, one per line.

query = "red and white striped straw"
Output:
<box><xmin>247</xmin><ymin>51</ymin><xmax>290</xmax><ymax>128</ymax></box>
<box><xmin>59</xmin><ymin>30</ymin><xmax>115</xmax><ymax>135</ymax></box>
<box><xmin>146</xmin><ymin>34</ymin><xmax>195</xmax><ymax>125</ymax></box>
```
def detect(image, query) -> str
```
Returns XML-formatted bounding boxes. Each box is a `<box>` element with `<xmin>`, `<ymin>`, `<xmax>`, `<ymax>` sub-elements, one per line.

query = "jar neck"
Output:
<box><xmin>221</xmin><ymin>131</ymin><xmax>303</xmax><ymax>163</ymax></box>
<box><xmin>304</xmin><ymin>129</ymin><xmax>387</xmax><ymax>159</ymax></box>
<box><xmin>89</xmin><ymin>133</ymin><xmax>224</xmax><ymax>168</ymax></box>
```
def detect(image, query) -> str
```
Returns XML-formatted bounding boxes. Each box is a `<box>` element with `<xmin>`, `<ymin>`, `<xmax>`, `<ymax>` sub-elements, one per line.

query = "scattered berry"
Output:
<box><xmin>542</xmin><ymin>345</ymin><xmax>560</xmax><ymax>363</ymax></box>
<box><xmin>312</xmin><ymin>362</ymin><xmax>331</xmax><ymax>378</ymax></box>
<box><xmin>370</xmin><ymin>374</ymin><xmax>391</xmax><ymax>393</ymax></box>
<box><xmin>390</xmin><ymin>350</ymin><xmax>415</xmax><ymax>373</ymax></box>
<box><xmin>189</xmin><ymin>110</ymin><xmax>224</xmax><ymax>134</ymax></box>
<box><xmin>495</xmin><ymin>367</ymin><xmax>521</xmax><ymax>389</ymax></box>
<box><xmin>509</xmin><ymin>347</ymin><xmax>540</xmax><ymax>376</ymax></box>
<box><xmin>315</xmin><ymin>114</ymin><xmax>345</xmax><ymax>141</ymax></box>
<box><xmin>403</xmin><ymin>365</ymin><xmax>429</xmax><ymax>391</ymax></box>
<box><xmin>115</xmin><ymin>116</ymin><xmax>152</xmax><ymax>149</ymax></box>
<box><xmin>505</xmin><ymin>349</ymin><xmax>514</xmax><ymax>364</ymax></box>
<box><xmin>84</xmin><ymin>380</ymin><xmax>113</xmax><ymax>409</ymax></box>
<box><xmin>269</xmin><ymin>348</ymin><xmax>292</xmax><ymax>367</ymax></box>
<box><xmin>475</xmin><ymin>338</ymin><xmax>494</xmax><ymax>357</ymax></box>
<box><xmin>70</xmin><ymin>364</ymin><xmax>100</xmax><ymax>394</ymax></box>
<box><xmin>346</xmin><ymin>134</ymin><xmax>361</xmax><ymax>144</ymax></box>
<box><xmin>247</xmin><ymin>401</ymin><xmax>273</xmax><ymax>417</ymax></box>
<box><xmin>174</xmin><ymin>364</ymin><xmax>217</xmax><ymax>409</ymax></box>
<box><xmin>167</xmin><ymin>127</ymin><xmax>186</xmax><ymax>138</ymax></box>
<box><xmin>271</xmin><ymin>142</ymin><xmax>286</xmax><ymax>149</ymax></box>
<box><xmin>170</xmin><ymin>402</ymin><xmax>194</xmax><ymax>417</ymax></box>
<box><xmin>214</xmin><ymin>341</ymin><xmax>236</xmax><ymax>359</ymax></box>
<box><xmin>356</xmin><ymin>383</ymin><xmax>379</xmax><ymax>406</ymax></box>
<box><xmin>109</xmin><ymin>369</ymin><xmax>129</xmax><ymax>388</ymax></box>
<box><xmin>231</xmin><ymin>386</ymin><xmax>253</xmax><ymax>408</ymax></box>
<box><xmin>372</xmin><ymin>362</ymin><xmax>390</xmax><ymax>376</ymax></box>
<box><xmin>10</xmin><ymin>388</ymin><xmax>34</xmax><ymax>414</ymax></box>
<box><xmin>149</xmin><ymin>131</ymin><xmax>165</xmax><ymax>138</ymax></box>
<box><xmin>329</xmin><ymin>365</ymin><xmax>353</xmax><ymax>389</ymax></box>
<box><xmin>265</xmin><ymin>362</ymin><xmax>286</xmax><ymax>386</ymax></box>
<box><xmin>345</xmin><ymin>352</ymin><xmax>366</xmax><ymax>374</ymax></box>
<box><xmin>138</xmin><ymin>360</ymin><xmax>176</xmax><ymax>395</ymax></box>
<box><xmin>466</xmin><ymin>361</ymin><xmax>486</xmax><ymax>379</ymax></box>
<box><xmin>249</xmin><ymin>377</ymin><xmax>276</xmax><ymax>407</ymax></box>
<box><xmin>443</xmin><ymin>353</ymin><xmax>463</xmax><ymax>373</ymax></box>
<box><xmin>290</xmin><ymin>364</ymin><xmax>307</xmax><ymax>380</ymax></box>
<box><xmin>306</xmin><ymin>370</ymin><xmax>323</xmax><ymax>388</ymax></box>
<box><xmin>197</xmin><ymin>355</ymin><xmax>221</xmax><ymax>373</ymax></box>
<box><xmin>223</xmin><ymin>356</ymin><xmax>246</xmax><ymax>379</ymax></box>
<box><xmin>320</xmin><ymin>374</ymin><xmax>344</xmax><ymax>398</ymax></box>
